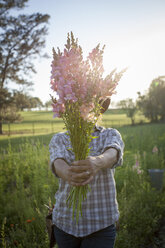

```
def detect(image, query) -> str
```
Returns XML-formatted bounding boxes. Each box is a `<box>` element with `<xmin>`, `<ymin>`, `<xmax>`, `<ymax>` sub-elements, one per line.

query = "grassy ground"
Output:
<box><xmin>0</xmin><ymin>109</ymin><xmax>148</xmax><ymax>138</ymax></box>
<box><xmin>0</xmin><ymin>111</ymin><xmax>165</xmax><ymax>248</ymax></box>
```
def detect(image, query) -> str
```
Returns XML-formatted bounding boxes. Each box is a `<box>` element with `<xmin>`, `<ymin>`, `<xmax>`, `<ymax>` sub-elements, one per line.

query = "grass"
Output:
<box><xmin>0</xmin><ymin>140</ymin><xmax>57</xmax><ymax>248</ymax></box>
<box><xmin>0</xmin><ymin>111</ymin><xmax>165</xmax><ymax>248</ymax></box>
<box><xmin>0</xmin><ymin>109</ymin><xmax>148</xmax><ymax>138</ymax></box>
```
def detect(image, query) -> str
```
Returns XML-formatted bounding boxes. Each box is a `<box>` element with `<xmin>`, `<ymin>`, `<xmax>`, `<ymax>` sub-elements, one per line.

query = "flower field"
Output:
<box><xmin>0</xmin><ymin>113</ymin><xmax>165</xmax><ymax>247</ymax></box>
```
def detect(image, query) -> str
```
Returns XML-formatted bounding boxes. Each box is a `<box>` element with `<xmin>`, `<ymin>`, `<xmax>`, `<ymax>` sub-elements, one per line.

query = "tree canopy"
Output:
<box><xmin>137</xmin><ymin>76</ymin><xmax>165</xmax><ymax>122</ymax></box>
<box><xmin>0</xmin><ymin>0</ymin><xmax>49</xmax><ymax>134</ymax></box>
<box><xmin>118</xmin><ymin>98</ymin><xmax>137</xmax><ymax>125</ymax></box>
<box><xmin>0</xmin><ymin>0</ymin><xmax>50</xmax><ymax>89</ymax></box>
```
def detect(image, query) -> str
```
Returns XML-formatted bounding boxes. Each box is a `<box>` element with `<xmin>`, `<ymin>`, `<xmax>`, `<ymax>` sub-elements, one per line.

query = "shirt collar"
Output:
<box><xmin>94</xmin><ymin>125</ymin><xmax>104</xmax><ymax>132</ymax></box>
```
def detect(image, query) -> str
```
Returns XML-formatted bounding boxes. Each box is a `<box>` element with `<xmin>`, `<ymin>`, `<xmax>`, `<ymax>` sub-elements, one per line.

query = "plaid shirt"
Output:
<box><xmin>49</xmin><ymin>126</ymin><xmax>124</xmax><ymax>237</ymax></box>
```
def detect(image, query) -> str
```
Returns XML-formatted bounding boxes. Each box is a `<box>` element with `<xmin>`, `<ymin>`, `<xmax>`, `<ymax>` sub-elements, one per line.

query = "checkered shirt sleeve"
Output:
<box><xmin>49</xmin><ymin>132</ymin><xmax>74</xmax><ymax>176</ymax></box>
<box><xmin>102</xmin><ymin>128</ymin><xmax>124</xmax><ymax>168</ymax></box>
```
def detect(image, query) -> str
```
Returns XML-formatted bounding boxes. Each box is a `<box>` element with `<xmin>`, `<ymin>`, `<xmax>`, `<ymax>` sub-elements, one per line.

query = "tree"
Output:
<box><xmin>0</xmin><ymin>0</ymin><xmax>28</xmax><ymax>28</ymax></box>
<box><xmin>0</xmin><ymin>1</ymin><xmax>49</xmax><ymax>88</ymax></box>
<box><xmin>137</xmin><ymin>92</ymin><xmax>158</xmax><ymax>122</ymax></box>
<box><xmin>149</xmin><ymin>76</ymin><xmax>165</xmax><ymax>121</ymax></box>
<box><xmin>13</xmin><ymin>91</ymin><xmax>31</xmax><ymax>111</ymax></box>
<box><xmin>45</xmin><ymin>99</ymin><xmax>52</xmax><ymax>110</ymax></box>
<box><xmin>118</xmin><ymin>98</ymin><xmax>137</xmax><ymax>125</ymax></box>
<box><xmin>137</xmin><ymin>76</ymin><xmax>165</xmax><ymax>122</ymax></box>
<box><xmin>0</xmin><ymin>0</ymin><xmax>49</xmax><ymax>133</ymax></box>
<box><xmin>0</xmin><ymin>88</ymin><xmax>21</xmax><ymax>134</ymax></box>
<box><xmin>29</xmin><ymin>97</ymin><xmax>43</xmax><ymax>110</ymax></box>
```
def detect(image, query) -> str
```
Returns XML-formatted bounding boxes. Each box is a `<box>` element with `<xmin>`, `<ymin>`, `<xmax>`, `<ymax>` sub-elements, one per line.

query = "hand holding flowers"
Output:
<box><xmin>54</xmin><ymin>148</ymin><xmax>118</xmax><ymax>187</ymax></box>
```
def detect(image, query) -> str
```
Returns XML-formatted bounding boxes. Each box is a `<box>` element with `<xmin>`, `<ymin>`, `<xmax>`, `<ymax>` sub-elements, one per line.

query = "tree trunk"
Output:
<box><xmin>0</xmin><ymin>122</ymin><xmax>3</xmax><ymax>135</ymax></box>
<box><xmin>131</xmin><ymin>118</ymin><xmax>135</xmax><ymax>125</ymax></box>
<box><xmin>0</xmin><ymin>50</ymin><xmax>11</xmax><ymax>89</ymax></box>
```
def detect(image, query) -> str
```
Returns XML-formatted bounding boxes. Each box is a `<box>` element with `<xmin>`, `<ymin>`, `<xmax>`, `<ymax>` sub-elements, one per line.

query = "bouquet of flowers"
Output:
<box><xmin>50</xmin><ymin>32</ymin><xmax>125</xmax><ymax>222</ymax></box>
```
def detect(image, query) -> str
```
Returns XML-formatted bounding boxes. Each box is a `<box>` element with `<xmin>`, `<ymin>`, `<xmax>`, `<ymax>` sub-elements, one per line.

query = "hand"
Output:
<box><xmin>54</xmin><ymin>148</ymin><xmax>117</xmax><ymax>186</ymax></box>
<box><xmin>68</xmin><ymin>156</ymin><xmax>100</xmax><ymax>186</ymax></box>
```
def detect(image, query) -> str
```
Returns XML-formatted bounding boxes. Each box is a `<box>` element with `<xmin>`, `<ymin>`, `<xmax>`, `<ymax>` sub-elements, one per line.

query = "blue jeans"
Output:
<box><xmin>53</xmin><ymin>224</ymin><xmax>116</xmax><ymax>248</ymax></box>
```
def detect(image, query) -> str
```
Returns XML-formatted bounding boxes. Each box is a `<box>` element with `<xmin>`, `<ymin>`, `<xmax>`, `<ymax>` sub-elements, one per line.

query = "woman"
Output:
<box><xmin>49</xmin><ymin>98</ymin><xmax>124</xmax><ymax>248</ymax></box>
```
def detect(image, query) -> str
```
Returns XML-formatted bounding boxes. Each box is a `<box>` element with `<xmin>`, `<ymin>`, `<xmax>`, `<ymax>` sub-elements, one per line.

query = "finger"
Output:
<box><xmin>70</xmin><ymin>182</ymin><xmax>83</xmax><ymax>186</ymax></box>
<box><xmin>71</xmin><ymin>171</ymin><xmax>90</xmax><ymax>181</ymax></box>
<box><xmin>71</xmin><ymin>159</ymin><xmax>91</xmax><ymax>167</ymax></box>
<box><xmin>70</xmin><ymin>165</ymin><xmax>91</xmax><ymax>173</ymax></box>
<box><xmin>69</xmin><ymin>176</ymin><xmax>86</xmax><ymax>185</ymax></box>
<box><xmin>70</xmin><ymin>175</ymin><xmax>93</xmax><ymax>187</ymax></box>
<box><xmin>81</xmin><ymin>175</ymin><xmax>94</xmax><ymax>186</ymax></box>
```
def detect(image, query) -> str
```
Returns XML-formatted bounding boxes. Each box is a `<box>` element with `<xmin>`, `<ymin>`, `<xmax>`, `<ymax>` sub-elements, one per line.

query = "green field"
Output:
<box><xmin>0</xmin><ymin>111</ymin><xmax>165</xmax><ymax>248</ymax></box>
<box><xmin>0</xmin><ymin>109</ymin><xmax>149</xmax><ymax>138</ymax></box>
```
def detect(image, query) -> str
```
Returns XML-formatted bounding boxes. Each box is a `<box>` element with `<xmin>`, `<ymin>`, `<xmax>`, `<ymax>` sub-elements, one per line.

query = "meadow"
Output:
<box><xmin>0</xmin><ymin>111</ymin><xmax>165</xmax><ymax>248</ymax></box>
<box><xmin>0</xmin><ymin>109</ymin><xmax>148</xmax><ymax>138</ymax></box>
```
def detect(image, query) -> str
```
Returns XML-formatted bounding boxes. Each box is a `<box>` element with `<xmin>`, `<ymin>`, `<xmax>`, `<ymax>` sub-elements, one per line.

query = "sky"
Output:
<box><xmin>13</xmin><ymin>0</ymin><xmax>165</xmax><ymax>104</ymax></box>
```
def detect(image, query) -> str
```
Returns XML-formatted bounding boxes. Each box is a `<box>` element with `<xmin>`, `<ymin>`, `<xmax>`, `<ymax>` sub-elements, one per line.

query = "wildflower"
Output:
<box><xmin>132</xmin><ymin>160</ymin><xmax>143</xmax><ymax>174</ymax></box>
<box><xmin>152</xmin><ymin>146</ymin><xmax>158</xmax><ymax>153</ymax></box>
<box><xmin>135</xmin><ymin>160</ymin><xmax>139</xmax><ymax>167</ymax></box>
<box><xmin>137</xmin><ymin>169</ymin><xmax>142</xmax><ymax>174</ymax></box>
<box><xmin>52</xmin><ymin>101</ymin><xmax>65</xmax><ymax>118</ymax></box>
<box><xmin>80</xmin><ymin>104</ymin><xmax>92</xmax><ymax>121</ymax></box>
<box><xmin>133</xmin><ymin>160</ymin><xmax>139</xmax><ymax>170</ymax></box>
<box><xmin>10</xmin><ymin>223</ymin><xmax>14</xmax><ymax>227</ymax></box>
<box><xmin>26</xmin><ymin>219</ymin><xmax>32</xmax><ymax>223</ymax></box>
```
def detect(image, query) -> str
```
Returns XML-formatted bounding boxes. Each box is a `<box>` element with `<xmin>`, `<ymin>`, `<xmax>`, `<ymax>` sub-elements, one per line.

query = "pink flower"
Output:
<box><xmin>80</xmin><ymin>105</ymin><xmax>90</xmax><ymax>120</ymax></box>
<box><xmin>50</xmin><ymin>33</ymin><xmax>125</xmax><ymax>119</ymax></box>
<box><xmin>152</xmin><ymin>146</ymin><xmax>158</xmax><ymax>153</ymax></box>
<box><xmin>52</xmin><ymin>102</ymin><xmax>65</xmax><ymax>118</ymax></box>
<box><xmin>137</xmin><ymin>169</ymin><xmax>142</xmax><ymax>174</ymax></box>
<box><xmin>132</xmin><ymin>160</ymin><xmax>143</xmax><ymax>174</ymax></box>
<box><xmin>133</xmin><ymin>160</ymin><xmax>139</xmax><ymax>170</ymax></box>
<box><xmin>50</xmin><ymin>79</ymin><xmax>58</xmax><ymax>91</ymax></box>
<box><xmin>135</xmin><ymin>160</ymin><xmax>139</xmax><ymax>167</ymax></box>
<box><xmin>79</xmin><ymin>103</ymin><xmax>95</xmax><ymax>120</ymax></box>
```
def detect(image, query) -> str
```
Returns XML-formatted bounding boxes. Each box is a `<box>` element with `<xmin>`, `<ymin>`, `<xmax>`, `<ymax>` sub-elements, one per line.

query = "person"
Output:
<box><xmin>49</xmin><ymin>98</ymin><xmax>124</xmax><ymax>248</ymax></box>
